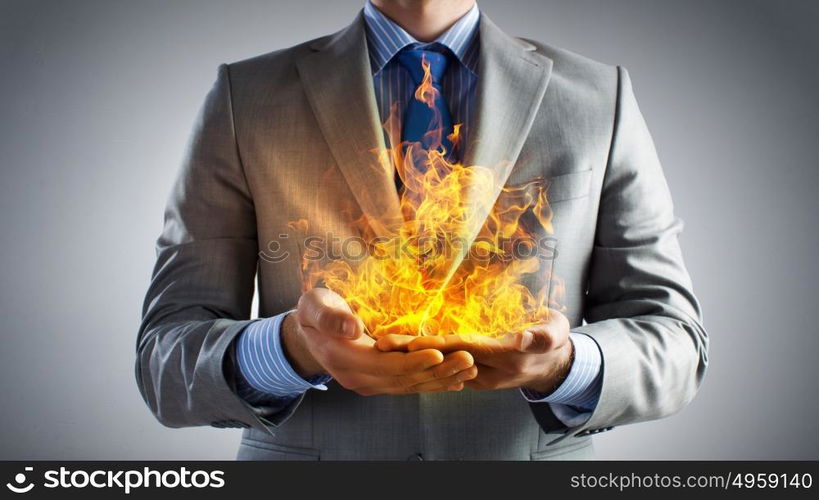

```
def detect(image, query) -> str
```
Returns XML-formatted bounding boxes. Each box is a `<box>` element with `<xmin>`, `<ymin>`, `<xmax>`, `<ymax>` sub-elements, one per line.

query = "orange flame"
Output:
<box><xmin>414</xmin><ymin>56</ymin><xmax>437</xmax><ymax>107</ymax></box>
<box><xmin>294</xmin><ymin>58</ymin><xmax>558</xmax><ymax>338</ymax></box>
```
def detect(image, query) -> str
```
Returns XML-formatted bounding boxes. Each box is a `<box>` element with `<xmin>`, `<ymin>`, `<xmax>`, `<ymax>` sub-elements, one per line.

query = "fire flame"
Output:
<box><xmin>296</xmin><ymin>56</ymin><xmax>558</xmax><ymax>338</ymax></box>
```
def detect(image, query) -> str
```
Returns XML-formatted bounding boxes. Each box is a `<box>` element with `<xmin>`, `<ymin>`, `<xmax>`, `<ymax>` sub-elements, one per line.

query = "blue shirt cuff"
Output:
<box><xmin>235</xmin><ymin>310</ymin><xmax>332</xmax><ymax>399</ymax></box>
<box><xmin>520</xmin><ymin>332</ymin><xmax>602</xmax><ymax>411</ymax></box>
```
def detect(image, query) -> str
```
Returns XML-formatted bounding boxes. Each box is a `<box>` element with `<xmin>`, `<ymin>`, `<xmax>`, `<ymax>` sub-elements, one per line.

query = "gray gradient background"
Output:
<box><xmin>1</xmin><ymin>0</ymin><xmax>817</xmax><ymax>460</ymax></box>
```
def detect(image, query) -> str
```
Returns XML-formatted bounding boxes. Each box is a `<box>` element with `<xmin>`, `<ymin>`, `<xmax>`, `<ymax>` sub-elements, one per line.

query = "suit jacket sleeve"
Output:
<box><xmin>135</xmin><ymin>64</ymin><xmax>301</xmax><ymax>433</ymax></box>
<box><xmin>535</xmin><ymin>67</ymin><xmax>709</xmax><ymax>439</ymax></box>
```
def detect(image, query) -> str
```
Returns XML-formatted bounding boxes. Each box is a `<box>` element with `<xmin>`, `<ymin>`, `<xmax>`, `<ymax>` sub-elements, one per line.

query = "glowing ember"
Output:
<box><xmin>297</xmin><ymin>56</ymin><xmax>557</xmax><ymax>338</ymax></box>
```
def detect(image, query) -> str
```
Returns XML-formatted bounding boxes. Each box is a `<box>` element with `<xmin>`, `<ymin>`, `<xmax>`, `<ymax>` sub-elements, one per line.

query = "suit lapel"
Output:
<box><xmin>296</xmin><ymin>14</ymin><xmax>403</xmax><ymax>238</ymax></box>
<box><xmin>420</xmin><ymin>14</ymin><xmax>554</xmax><ymax>285</ymax></box>
<box><xmin>459</xmin><ymin>15</ymin><xmax>553</xmax><ymax>247</ymax></box>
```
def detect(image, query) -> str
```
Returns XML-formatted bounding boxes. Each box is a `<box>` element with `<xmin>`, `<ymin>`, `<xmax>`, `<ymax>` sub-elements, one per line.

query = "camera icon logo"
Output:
<box><xmin>6</xmin><ymin>467</ymin><xmax>34</xmax><ymax>494</ymax></box>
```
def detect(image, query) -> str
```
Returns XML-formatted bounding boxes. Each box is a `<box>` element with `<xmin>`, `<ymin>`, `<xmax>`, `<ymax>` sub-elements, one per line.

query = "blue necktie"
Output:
<box><xmin>397</xmin><ymin>48</ymin><xmax>455</xmax><ymax>161</ymax></box>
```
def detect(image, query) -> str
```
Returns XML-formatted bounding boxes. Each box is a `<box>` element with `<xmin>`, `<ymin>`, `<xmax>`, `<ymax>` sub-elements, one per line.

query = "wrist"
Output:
<box><xmin>524</xmin><ymin>339</ymin><xmax>575</xmax><ymax>395</ymax></box>
<box><xmin>281</xmin><ymin>312</ymin><xmax>325</xmax><ymax>379</ymax></box>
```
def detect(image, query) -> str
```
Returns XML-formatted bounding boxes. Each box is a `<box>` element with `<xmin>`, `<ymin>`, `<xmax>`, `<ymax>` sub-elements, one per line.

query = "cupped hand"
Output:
<box><xmin>282</xmin><ymin>288</ymin><xmax>478</xmax><ymax>396</ymax></box>
<box><xmin>375</xmin><ymin>310</ymin><xmax>573</xmax><ymax>395</ymax></box>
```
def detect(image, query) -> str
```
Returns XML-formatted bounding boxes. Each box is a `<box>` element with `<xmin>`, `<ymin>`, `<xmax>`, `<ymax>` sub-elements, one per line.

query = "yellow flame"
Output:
<box><xmin>295</xmin><ymin>58</ymin><xmax>557</xmax><ymax>338</ymax></box>
<box><xmin>414</xmin><ymin>56</ymin><xmax>437</xmax><ymax>107</ymax></box>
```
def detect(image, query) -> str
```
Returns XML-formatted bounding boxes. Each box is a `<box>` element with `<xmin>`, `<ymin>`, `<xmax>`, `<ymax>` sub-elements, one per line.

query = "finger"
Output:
<box><xmin>407</xmin><ymin>336</ymin><xmax>514</xmax><ymax>370</ymax></box>
<box><xmin>374</xmin><ymin>334</ymin><xmax>417</xmax><ymax>352</ymax></box>
<box><xmin>337</xmin><ymin>357</ymin><xmax>477</xmax><ymax>396</ymax></box>
<box><xmin>405</xmin><ymin>334</ymin><xmax>478</xmax><ymax>353</ymax></box>
<box><xmin>331</xmin><ymin>343</ymin><xmax>445</xmax><ymax>376</ymax></box>
<box><xmin>392</xmin><ymin>349</ymin><xmax>446</xmax><ymax>374</ymax></box>
<box><xmin>297</xmin><ymin>288</ymin><xmax>362</xmax><ymax>339</ymax></box>
<box><xmin>413</xmin><ymin>334</ymin><xmax>510</xmax><ymax>354</ymax></box>
<box><xmin>346</xmin><ymin>351</ymin><xmax>473</xmax><ymax>395</ymax></box>
<box><xmin>397</xmin><ymin>350</ymin><xmax>474</xmax><ymax>386</ymax></box>
<box><xmin>382</xmin><ymin>357</ymin><xmax>477</xmax><ymax>394</ymax></box>
<box><xmin>437</xmin><ymin>350</ymin><xmax>475</xmax><ymax>374</ymax></box>
<box><xmin>463</xmin><ymin>364</ymin><xmax>509</xmax><ymax>391</ymax></box>
<box><xmin>364</xmin><ymin>379</ymin><xmax>468</xmax><ymax>396</ymax></box>
<box><xmin>406</xmin><ymin>366</ymin><xmax>478</xmax><ymax>393</ymax></box>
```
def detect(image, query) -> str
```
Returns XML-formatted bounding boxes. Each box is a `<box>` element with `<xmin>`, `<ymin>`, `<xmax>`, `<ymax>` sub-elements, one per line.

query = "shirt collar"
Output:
<box><xmin>363</xmin><ymin>0</ymin><xmax>480</xmax><ymax>76</ymax></box>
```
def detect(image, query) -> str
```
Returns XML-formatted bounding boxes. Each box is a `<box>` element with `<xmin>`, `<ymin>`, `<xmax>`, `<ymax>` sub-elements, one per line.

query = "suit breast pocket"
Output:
<box><xmin>545</xmin><ymin>169</ymin><xmax>593</xmax><ymax>204</ymax></box>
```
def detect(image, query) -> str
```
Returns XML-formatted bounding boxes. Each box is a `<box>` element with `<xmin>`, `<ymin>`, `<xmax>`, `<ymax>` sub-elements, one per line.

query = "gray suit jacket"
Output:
<box><xmin>136</xmin><ymin>12</ymin><xmax>708</xmax><ymax>460</ymax></box>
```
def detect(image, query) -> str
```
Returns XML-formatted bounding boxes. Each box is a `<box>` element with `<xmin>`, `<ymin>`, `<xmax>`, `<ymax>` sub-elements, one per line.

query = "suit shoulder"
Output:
<box><xmin>518</xmin><ymin>38</ymin><xmax>618</xmax><ymax>87</ymax></box>
<box><xmin>229</xmin><ymin>37</ymin><xmax>318</xmax><ymax>68</ymax></box>
<box><xmin>516</xmin><ymin>38</ymin><xmax>621</xmax><ymax>117</ymax></box>
<box><xmin>220</xmin><ymin>33</ymin><xmax>330</xmax><ymax>86</ymax></box>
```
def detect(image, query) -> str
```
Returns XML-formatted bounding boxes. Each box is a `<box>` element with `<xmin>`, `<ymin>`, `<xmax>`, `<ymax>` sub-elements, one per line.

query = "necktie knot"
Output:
<box><xmin>396</xmin><ymin>48</ymin><xmax>450</xmax><ymax>86</ymax></box>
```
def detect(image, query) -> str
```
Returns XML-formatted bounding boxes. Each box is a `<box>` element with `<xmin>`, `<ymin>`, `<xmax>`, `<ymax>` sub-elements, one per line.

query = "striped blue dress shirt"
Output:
<box><xmin>235</xmin><ymin>1</ymin><xmax>602</xmax><ymax>425</ymax></box>
<box><xmin>364</xmin><ymin>0</ymin><xmax>479</xmax><ymax>147</ymax></box>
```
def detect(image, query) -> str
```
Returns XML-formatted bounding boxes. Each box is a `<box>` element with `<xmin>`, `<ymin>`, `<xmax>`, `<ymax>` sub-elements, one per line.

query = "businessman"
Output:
<box><xmin>137</xmin><ymin>0</ymin><xmax>708</xmax><ymax>460</ymax></box>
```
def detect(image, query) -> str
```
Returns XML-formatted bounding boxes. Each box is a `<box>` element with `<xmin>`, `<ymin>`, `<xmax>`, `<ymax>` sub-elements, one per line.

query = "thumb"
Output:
<box><xmin>326</xmin><ymin>312</ymin><xmax>362</xmax><ymax>339</ymax></box>
<box><xmin>514</xmin><ymin>328</ymin><xmax>552</xmax><ymax>354</ymax></box>
<box><xmin>516</xmin><ymin>311</ymin><xmax>570</xmax><ymax>353</ymax></box>
<box><xmin>297</xmin><ymin>288</ymin><xmax>363</xmax><ymax>339</ymax></box>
